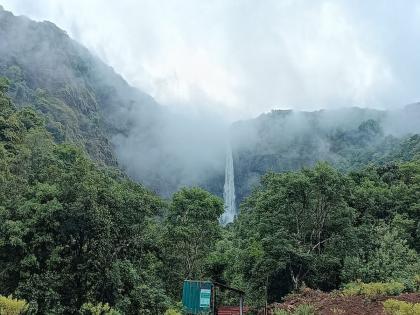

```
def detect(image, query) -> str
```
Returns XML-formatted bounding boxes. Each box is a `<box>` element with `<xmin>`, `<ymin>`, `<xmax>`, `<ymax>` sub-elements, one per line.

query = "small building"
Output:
<box><xmin>182</xmin><ymin>280</ymin><xmax>246</xmax><ymax>315</ymax></box>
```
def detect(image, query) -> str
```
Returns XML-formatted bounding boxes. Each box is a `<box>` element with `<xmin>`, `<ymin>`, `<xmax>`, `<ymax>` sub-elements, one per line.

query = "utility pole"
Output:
<box><xmin>212</xmin><ymin>286</ymin><xmax>216</xmax><ymax>315</ymax></box>
<box><xmin>265</xmin><ymin>275</ymin><xmax>269</xmax><ymax>315</ymax></box>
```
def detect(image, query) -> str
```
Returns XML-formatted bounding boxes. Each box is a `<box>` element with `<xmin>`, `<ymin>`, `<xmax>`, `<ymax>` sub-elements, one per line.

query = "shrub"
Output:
<box><xmin>341</xmin><ymin>222</ymin><xmax>420</xmax><ymax>286</ymax></box>
<box><xmin>294</xmin><ymin>304</ymin><xmax>315</xmax><ymax>315</ymax></box>
<box><xmin>0</xmin><ymin>295</ymin><xmax>29</xmax><ymax>315</ymax></box>
<box><xmin>383</xmin><ymin>299</ymin><xmax>420</xmax><ymax>315</ymax></box>
<box><xmin>80</xmin><ymin>302</ymin><xmax>121</xmax><ymax>315</ymax></box>
<box><xmin>413</xmin><ymin>274</ymin><xmax>420</xmax><ymax>292</ymax></box>
<box><xmin>164</xmin><ymin>309</ymin><xmax>182</xmax><ymax>315</ymax></box>
<box><xmin>342</xmin><ymin>281</ymin><xmax>405</xmax><ymax>298</ymax></box>
<box><xmin>274</xmin><ymin>304</ymin><xmax>315</xmax><ymax>315</ymax></box>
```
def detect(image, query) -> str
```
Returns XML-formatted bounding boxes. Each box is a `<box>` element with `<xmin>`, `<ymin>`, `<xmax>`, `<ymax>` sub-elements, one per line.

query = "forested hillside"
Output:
<box><xmin>0</xmin><ymin>6</ymin><xmax>197</xmax><ymax>197</ymax></box>
<box><xmin>0</xmin><ymin>6</ymin><xmax>226</xmax><ymax>198</ymax></box>
<box><xmin>0</xmin><ymin>79</ymin><xmax>223</xmax><ymax>313</ymax></box>
<box><xmin>1</xmin><ymin>6</ymin><xmax>420</xmax><ymax>202</ymax></box>
<box><xmin>0</xmin><ymin>6</ymin><xmax>162</xmax><ymax>167</ymax></box>
<box><xmin>231</xmin><ymin>107</ymin><xmax>420</xmax><ymax>203</ymax></box>
<box><xmin>0</xmin><ymin>5</ymin><xmax>419</xmax><ymax>315</ymax></box>
<box><xmin>210</xmin><ymin>160</ymin><xmax>420</xmax><ymax>306</ymax></box>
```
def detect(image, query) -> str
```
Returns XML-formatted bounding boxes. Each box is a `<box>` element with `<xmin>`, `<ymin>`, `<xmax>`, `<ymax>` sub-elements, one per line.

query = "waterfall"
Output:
<box><xmin>221</xmin><ymin>142</ymin><xmax>236</xmax><ymax>224</ymax></box>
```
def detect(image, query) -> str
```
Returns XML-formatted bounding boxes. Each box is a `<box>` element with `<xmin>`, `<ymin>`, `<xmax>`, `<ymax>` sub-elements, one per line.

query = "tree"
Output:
<box><xmin>232</xmin><ymin>163</ymin><xmax>355</xmax><ymax>304</ymax></box>
<box><xmin>163</xmin><ymin>187</ymin><xmax>223</xmax><ymax>298</ymax></box>
<box><xmin>342</xmin><ymin>218</ymin><xmax>419</xmax><ymax>286</ymax></box>
<box><xmin>0</xmin><ymin>83</ymin><xmax>170</xmax><ymax>313</ymax></box>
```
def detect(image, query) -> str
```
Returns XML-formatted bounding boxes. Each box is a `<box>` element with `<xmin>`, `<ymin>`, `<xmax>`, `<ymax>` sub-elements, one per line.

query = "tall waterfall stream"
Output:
<box><xmin>221</xmin><ymin>142</ymin><xmax>236</xmax><ymax>224</ymax></box>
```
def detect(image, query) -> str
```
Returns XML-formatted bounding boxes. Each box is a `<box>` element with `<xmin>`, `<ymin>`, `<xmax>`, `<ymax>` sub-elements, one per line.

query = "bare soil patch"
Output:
<box><xmin>267</xmin><ymin>288</ymin><xmax>420</xmax><ymax>314</ymax></box>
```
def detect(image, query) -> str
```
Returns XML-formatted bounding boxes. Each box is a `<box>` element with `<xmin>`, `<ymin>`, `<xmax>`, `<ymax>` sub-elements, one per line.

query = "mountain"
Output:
<box><xmin>1</xmin><ymin>6</ymin><xmax>419</xmax><ymax>203</ymax></box>
<box><xmin>1</xmin><ymin>6</ymin><xmax>419</xmax><ymax>314</ymax></box>
<box><xmin>231</xmin><ymin>106</ymin><xmax>420</xmax><ymax>203</ymax></box>
<box><xmin>0</xmin><ymin>6</ymin><xmax>227</xmax><ymax>197</ymax></box>
<box><xmin>0</xmin><ymin>5</ymin><xmax>160</xmax><ymax>167</ymax></box>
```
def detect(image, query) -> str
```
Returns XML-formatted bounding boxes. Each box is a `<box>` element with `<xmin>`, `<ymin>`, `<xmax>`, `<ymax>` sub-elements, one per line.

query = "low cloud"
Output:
<box><xmin>3</xmin><ymin>0</ymin><xmax>420</xmax><ymax>119</ymax></box>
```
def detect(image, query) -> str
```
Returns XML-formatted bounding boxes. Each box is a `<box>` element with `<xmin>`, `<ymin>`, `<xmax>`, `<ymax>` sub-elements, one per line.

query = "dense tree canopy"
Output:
<box><xmin>162</xmin><ymin>188</ymin><xmax>223</xmax><ymax>300</ymax></box>
<box><xmin>207</xmin><ymin>159</ymin><xmax>420</xmax><ymax>307</ymax></box>
<box><xmin>1</xmin><ymin>71</ymin><xmax>419</xmax><ymax>314</ymax></box>
<box><xmin>0</xmin><ymin>80</ymin><xmax>170</xmax><ymax>313</ymax></box>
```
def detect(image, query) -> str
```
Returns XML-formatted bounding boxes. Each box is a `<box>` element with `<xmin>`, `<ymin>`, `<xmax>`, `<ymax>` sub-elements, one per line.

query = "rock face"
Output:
<box><xmin>1</xmin><ymin>7</ymin><xmax>419</xmax><ymax>201</ymax></box>
<box><xmin>230</xmin><ymin>107</ymin><xmax>420</xmax><ymax>204</ymax></box>
<box><xmin>0</xmin><ymin>7</ymin><xmax>224</xmax><ymax>197</ymax></box>
<box><xmin>0</xmin><ymin>6</ymin><xmax>159</xmax><ymax>167</ymax></box>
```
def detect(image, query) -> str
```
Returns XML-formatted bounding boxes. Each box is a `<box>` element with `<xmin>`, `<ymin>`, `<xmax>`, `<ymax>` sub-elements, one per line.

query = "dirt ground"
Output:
<box><xmin>266</xmin><ymin>288</ymin><xmax>420</xmax><ymax>315</ymax></box>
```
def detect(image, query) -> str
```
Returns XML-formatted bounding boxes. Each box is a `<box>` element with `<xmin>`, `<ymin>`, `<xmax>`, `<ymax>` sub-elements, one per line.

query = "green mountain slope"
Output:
<box><xmin>0</xmin><ymin>7</ymin><xmax>224</xmax><ymax>197</ymax></box>
<box><xmin>1</xmin><ymin>6</ymin><xmax>419</xmax><ymax>203</ymax></box>
<box><xmin>0</xmin><ymin>6</ymin><xmax>160</xmax><ymax>167</ymax></box>
<box><xmin>231</xmin><ymin>107</ymin><xmax>420</xmax><ymax>204</ymax></box>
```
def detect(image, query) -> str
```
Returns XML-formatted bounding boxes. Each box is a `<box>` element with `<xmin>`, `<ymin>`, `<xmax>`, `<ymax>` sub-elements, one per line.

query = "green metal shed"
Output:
<box><xmin>182</xmin><ymin>280</ymin><xmax>214</xmax><ymax>314</ymax></box>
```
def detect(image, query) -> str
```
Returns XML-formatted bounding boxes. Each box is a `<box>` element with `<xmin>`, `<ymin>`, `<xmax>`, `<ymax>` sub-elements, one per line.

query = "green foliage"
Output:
<box><xmin>342</xmin><ymin>281</ymin><xmax>405</xmax><ymax>298</ymax></box>
<box><xmin>164</xmin><ymin>309</ymin><xmax>182</xmax><ymax>315</ymax></box>
<box><xmin>225</xmin><ymin>163</ymin><xmax>355</xmax><ymax>305</ymax></box>
<box><xmin>80</xmin><ymin>302</ymin><xmax>121</xmax><ymax>315</ymax></box>
<box><xmin>1</xmin><ymin>21</ymin><xmax>420</xmax><ymax>311</ymax></box>
<box><xmin>0</xmin><ymin>77</ymin><xmax>9</xmax><ymax>93</ymax></box>
<box><xmin>274</xmin><ymin>304</ymin><xmax>315</xmax><ymax>315</ymax></box>
<box><xmin>231</xmin><ymin>105</ymin><xmax>420</xmax><ymax>204</ymax></box>
<box><xmin>163</xmin><ymin>187</ymin><xmax>224</xmax><ymax>299</ymax></box>
<box><xmin>1</xmin><ymin>4</ymin><xmax>419</xmax><ymax>312</ymax></box>
<box><xmin>341</xmin><ymin>160</ymin><xmax>420</xmax><ymax>288</ymax></box>
<box><xmin>0</xmin><ymin>79</ymin><xmax>171</xmax><ymax>313</ymax></box>
<box><xmin>0</xmin><ymin>79</ymin><xmax>233</xmax><ymax>313</ymax></box>
<box><xmin>341</xmin><ymin>222</ymin><xmax>419</xmax><ymax>287</ymax></box>
<box><xmin>211</xmin><ymin>156</ymin><xmax>420</xmax><ymax>307</ymax></box>
<box><xmin>383</xmin><ymin>299</ymin><xmax>420</xmax><ymax>315</ymax></box>
<box><xmin>294</xmin><ymin>304</ymin><xmax>316</xmax><ymax>315</ymax></box>
<box><xmin>413</xmin><ymin>274</ymin><xmax>420</xmax><ymax>292</ymax></box>
<box><xmin>0</xmin><ymin>295</ymin><xmax>28</xmax><ymax>315</ymax></box>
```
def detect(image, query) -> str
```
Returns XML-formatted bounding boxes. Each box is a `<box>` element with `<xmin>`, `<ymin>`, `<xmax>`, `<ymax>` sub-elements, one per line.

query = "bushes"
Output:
<box><xmin>80</xmin><ymin>302</ymin><xmax>121</xmax><ymax>315</ymax></box>
<box><xmin>274</xmin><ymin>304</ymin><xmax>315</xmax><ymax>315</ymax></box>
<box><xmin>0</xmin><ymin>295</ymin><xmax>28</xmax><ymax>315</ymax></box>
<box><xmin>414</xmin><ymin>274</ymin><xmax>420</xmax><ymax>292</ymax></box>
<box><xmin>341</xmin><ymin>220</ymin><xmax>420</xmax><ymax>287</ymax></box>
<box><xmin>164</xmin><ymin>309</ymin><xmax>182</xmax><ymax>315</ymax></box>
<box><xmin>163</xmin><ymin>301</ymin><xmax>184</xmax><ymax>315</ymax></box>
<box><xmin>342</xmin><ymin>281</ymin><xmax>405</xmax><ymax>298</ymax></box>
<box><xmin>383</xmin><ymin>299</ymin><xmax>420</xmax><ymax>315</ymax></box>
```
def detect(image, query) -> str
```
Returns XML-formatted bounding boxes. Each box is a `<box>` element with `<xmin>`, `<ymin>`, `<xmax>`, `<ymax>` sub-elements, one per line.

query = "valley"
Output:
<box><xmin>0</xmin><ymin>4</ymin><xmax>419</xmax><ymax>315</ymax></box>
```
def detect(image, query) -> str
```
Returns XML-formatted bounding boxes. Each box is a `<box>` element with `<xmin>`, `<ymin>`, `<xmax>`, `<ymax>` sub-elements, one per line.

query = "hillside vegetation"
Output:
<box><xmin>0</xmin><ymin>6</ymin><xmax>158</xmax><ymax>167</ymax></box>
<box><xmin>0</xmin><ymin>79</ymin><xmax>224</xmax><ymax>313</ymax></box>
<box><xmin>2</xmin><ymin>6</ymin><xmax>420</xmax><ymax>201</ymax></box>
<box><xmin>1</xmin><ymin>73</ymin><xmax>420</xmax><ymax>313</ymax></box>
<box><xmin>232</xmin><ymin>107</ymin><xmax>420</xmax><ymax>204</ymax></box>
<box><xmin>0</xmin><ymin>7</ymin><xmax>419</xmax><ymax>315</ymax></box>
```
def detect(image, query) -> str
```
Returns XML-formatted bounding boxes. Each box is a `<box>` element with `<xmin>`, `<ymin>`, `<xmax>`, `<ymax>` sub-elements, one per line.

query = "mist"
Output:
<box><xmin>112</xmin><ymin>104</ymin><xmax>228</xmax><ymax>196</ymax></box>
<box><xmin>1</xmin><ymin>2</ymin><xmax>420</xmax><ymax>200</ymax></box>
<box><xmin>3</xmin><ymin>0</ymin><xmax>420</xmax><ymax>119</ymax></box>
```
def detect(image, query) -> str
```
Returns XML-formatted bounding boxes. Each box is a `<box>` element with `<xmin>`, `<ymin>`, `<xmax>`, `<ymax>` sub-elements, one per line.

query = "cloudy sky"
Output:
<box><xmin>3</xmin><ymin>0</ymin><xmax>420</xmax><ymax>119</ymax></box>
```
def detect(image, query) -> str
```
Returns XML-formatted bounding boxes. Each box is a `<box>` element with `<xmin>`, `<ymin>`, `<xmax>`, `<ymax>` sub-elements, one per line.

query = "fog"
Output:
<box><xmin>112</xmin><ymin>104</ymin><xmax>228</xmax><ymax>196</ymax></box>
<box><xmin>1</xmin><ymin>2</ymin><xmax>420</xmax><ymax>201</ymax></box>
<box><xmin>3</xmin><ymin>0</ymin><xmax>420</xmax><ymax>119</ymax></box>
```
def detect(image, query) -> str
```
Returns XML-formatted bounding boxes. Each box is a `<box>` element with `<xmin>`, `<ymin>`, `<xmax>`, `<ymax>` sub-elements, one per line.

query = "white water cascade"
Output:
<box><xmin>221</xmin><ymin>142</ymin><xmax>236</xmax><ymax>224</ymax></box>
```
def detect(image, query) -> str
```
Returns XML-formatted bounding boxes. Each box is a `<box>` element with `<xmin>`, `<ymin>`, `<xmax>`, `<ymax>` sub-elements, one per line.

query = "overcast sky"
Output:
<box><xmin>3</xmin><ymin>0</ymin><xmax>420</xmax><ymax>119</ymax></box>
